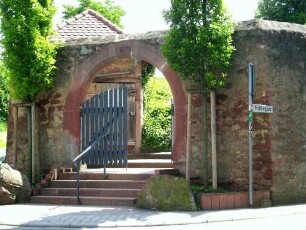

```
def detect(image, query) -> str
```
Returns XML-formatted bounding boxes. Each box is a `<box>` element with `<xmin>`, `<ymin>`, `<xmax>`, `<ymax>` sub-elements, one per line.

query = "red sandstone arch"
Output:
<box><xmin>63</xmin><ymin>40</ymin><xmax>187</xmax><ymax>164</ymax></box>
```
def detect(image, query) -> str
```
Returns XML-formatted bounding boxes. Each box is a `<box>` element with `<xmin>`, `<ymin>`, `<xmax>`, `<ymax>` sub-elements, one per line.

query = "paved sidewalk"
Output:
<box><xmin>0</xmin><ymin>204</ymin><xmax>305</xmax><ymax>229</ymax></box>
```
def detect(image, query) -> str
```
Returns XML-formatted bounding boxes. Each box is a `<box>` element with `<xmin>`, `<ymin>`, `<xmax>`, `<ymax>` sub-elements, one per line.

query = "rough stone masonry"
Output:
<box><xmin>5</xmin><ymin>20</ymin><xmax>306</xmax><ymax>206</ymax></box>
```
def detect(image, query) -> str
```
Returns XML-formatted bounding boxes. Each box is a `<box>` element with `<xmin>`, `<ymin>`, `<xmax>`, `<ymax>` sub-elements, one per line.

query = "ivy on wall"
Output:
<box><xmin>0</xmin><ymin>0</ymin><xmax>57</xmax><ymax>102</ymax></box>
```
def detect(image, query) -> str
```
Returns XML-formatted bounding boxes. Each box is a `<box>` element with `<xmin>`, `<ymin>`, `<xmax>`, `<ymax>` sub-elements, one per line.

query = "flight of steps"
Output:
<box><xmin>31</xmin><ymin>152</ymin><xmax>178</xmax><ymax>206</ymax></box>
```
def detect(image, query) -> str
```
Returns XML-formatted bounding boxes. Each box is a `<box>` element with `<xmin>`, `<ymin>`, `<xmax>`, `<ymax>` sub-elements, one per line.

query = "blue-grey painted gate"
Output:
<box><xmin>80</xmin><ymin>87</ymin><xmax>128</xmax><ymax>168</ymax></box>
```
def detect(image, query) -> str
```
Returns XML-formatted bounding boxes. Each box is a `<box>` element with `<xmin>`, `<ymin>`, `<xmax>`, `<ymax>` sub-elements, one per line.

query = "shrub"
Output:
<box><xmin>142</xmin><ymin>76</ymin><xmax>172</xmax><ymax>151</ymax></box>
<box><xmin>0</xmin><ymin>0</ymin><xmax>57</xmax><ymax>102</ymax></box>
<box><xmin>0</xmin><ymin>121</ymin><xmax>7</xmax><ymax>133</ymax></box>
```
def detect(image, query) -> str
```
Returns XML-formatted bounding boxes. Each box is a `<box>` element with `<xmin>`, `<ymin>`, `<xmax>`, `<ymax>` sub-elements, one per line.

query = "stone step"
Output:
<box><xmin>58</xmin><ymin>172</ymin><xmax>152</xmax><ymax>181</ymax></box>
<box><xmin>40</xmin><ymin>187</ymin><xmax>140</xmax><ymax>198</ymax></box>
<box><xmin>31</xmin><ymin>195</ymin><xmax>136</xmax><ymax>206</ymax></box>
<box><xmin>128</xmin><ymin>152</ymin><xmax>171</xmax><ymax>160</ymax></box>
<box><xmin>31</xmin><ymin>165</ymin><xmax>179</xmax><ymax>207</ymax></box>
<box><xmin>50</xmin><ymin>180</ymin><xmax>145</xmax><ymax>189</ymax></box>
<box><xmin>126</xmin><ymin>160</ymin><xmax>173</xmax><ymax>168</ymax></box>
<box><xmin>87</xmin><ymin>160</ymin><xmax>173</xmax><ymax>169</ymax></box>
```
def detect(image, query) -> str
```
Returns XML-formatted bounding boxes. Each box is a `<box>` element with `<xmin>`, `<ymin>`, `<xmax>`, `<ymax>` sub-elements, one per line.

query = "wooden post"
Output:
<box><xmin>210</xmin><ymin>90</ymin><xmax>217</xmax><ymax>189</ymax></box>
<box><xmin>202</xmin><ymin>92</ymin><xmax>208</xmax><ymax>187</ymax></box>
<box><xmin>31</xmin><ymin>103</ymin><xmax>36</xmax><ymax>184</ymax></box>
<box><xmin>186</xmin><ymin>92</ymin><xmax>192</xmax><ymax>181</ymax></box>
<box><xmin>27</xmin><ymin>107</ymin><xmax>32</xmax><ymax>182</ymax></box>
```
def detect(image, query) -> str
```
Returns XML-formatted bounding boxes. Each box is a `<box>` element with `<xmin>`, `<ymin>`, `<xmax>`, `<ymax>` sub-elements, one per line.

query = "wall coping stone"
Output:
<box><xmin>56</xmin><ymin>20</ymin><xmax>306</xmax><ymax>47</ymax></box>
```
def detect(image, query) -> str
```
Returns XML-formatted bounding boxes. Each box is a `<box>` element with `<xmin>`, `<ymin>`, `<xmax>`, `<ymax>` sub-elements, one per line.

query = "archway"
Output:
<box><xmin>63</xmin><ymin>40</ymin><xmax>187</xmax><ymax>165</ymax></box>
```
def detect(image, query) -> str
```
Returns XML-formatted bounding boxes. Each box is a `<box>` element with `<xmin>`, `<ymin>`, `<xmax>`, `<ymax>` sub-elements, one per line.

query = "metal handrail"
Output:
<box><xmin>73</xmin><ymin>132</ymin><xmax>109</xmax><ymax>204</ymax></box>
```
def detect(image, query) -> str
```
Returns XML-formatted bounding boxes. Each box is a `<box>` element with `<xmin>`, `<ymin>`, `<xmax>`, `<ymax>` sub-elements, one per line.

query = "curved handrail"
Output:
<box><xmin>73</xmin><ymin>132</ymin><xmax>109</xmax><ymax>204</ymax></box>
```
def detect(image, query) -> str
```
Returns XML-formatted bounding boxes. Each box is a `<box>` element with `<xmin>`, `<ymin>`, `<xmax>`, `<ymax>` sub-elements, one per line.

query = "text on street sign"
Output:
<box><xmin>251</xmin><ymin>104</ymin><xmax>273</xmax><ymax>113</ymax></box>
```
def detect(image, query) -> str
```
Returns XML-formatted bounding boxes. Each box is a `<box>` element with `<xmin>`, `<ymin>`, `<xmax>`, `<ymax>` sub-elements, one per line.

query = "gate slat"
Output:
<box><xmin>113</xmin><ymin>88</ymin><xmax>118</xmax><ymax>165</ymax></box>
<box><xmin>123</xmin><ymin>87</ymin><xmax>128</xmax><ymax>166</ymax></box>
<box><xmin>89</xmin><ymin>97</ymin><xmax>95</xmax><ymax>164</ymax></box>
<box><xmin>118</xmin><ymin>88</ymin><xmax>123</xmax><ymax>165</ymax></box>
<box><xmin>94</xmin><ymin>95</ymin><xmax>99</xmax><ymax>164</ymax></box>
<box><xmin>109</xmin><ymin>89</ymin><xmax>114</xmax><ymax>165</ymax></box>
<box><xmin>98</xmin><ymin>93</ymin><xmax>103</xmax><ymax>165</ymax></box>
<box><xmin>84</xmin><ymin>100</ymin><xmax>90</xmax><ymax>164</ymax></box>
<box><xmin>103</xmin><ymin>91</ymin><xmax>108</xmax><ymax>166</ymax></box>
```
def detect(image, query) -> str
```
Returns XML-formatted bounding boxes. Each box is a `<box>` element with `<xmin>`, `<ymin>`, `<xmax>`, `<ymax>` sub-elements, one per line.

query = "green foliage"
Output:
<box><xmin>0</xmin><ymin>121</ymin><xmax>7</xmax><ymax>132</ymax></box>
<box><xmin>191</xmin><ymin>184</ymin><xmax>227</xmax><ymax>194</ymax></box>
<box><xmin>0</xmin><ymin>120</ymin><xmax>7</xmax><ymax>149</ymax></box>
<box><xmin>162</xmin><ymin>0</ymin><xmax>234</xmax><ymax>89</ymax></box>
<box><xmin>63</xmin><ymin>0</ymin><xmax>125</xmax><ymax>28</ymax></box>
<box><xmin>142</xmin><ymin>76</ymin><xmax>172</xmax><ymax>151</ymax></box>
<box><xmin>255</xmin><ymin>0</ymin><xmax>306</xmax><ymax>24</ymax></box>
<box><xmin>0</xmin><ymin>0</ymin><xmax>57</xmax><ymax>102</ymax></box>
<box><xmin>141</xmin><ymin>62</ymin><xmax>155</xmax><ymax>87</ymax></box>
<box><xmin>0</xmin><ymin>64</ymin><xmax>9</xmax><ymax>121</ymax></box>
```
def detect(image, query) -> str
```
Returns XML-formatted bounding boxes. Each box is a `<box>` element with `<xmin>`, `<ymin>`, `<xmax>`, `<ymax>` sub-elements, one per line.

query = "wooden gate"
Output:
<box><xmin>80</xmin><ymin>87</ymin><xmax>128</xmax><ymax>167</ymax></box>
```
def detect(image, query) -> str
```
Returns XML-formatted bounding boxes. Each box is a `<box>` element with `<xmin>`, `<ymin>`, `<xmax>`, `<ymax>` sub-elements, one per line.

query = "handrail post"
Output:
<box><xmin>74</xmin><ymin>161</ymin><xmax>81</xmax><ymax>205</ymax></box>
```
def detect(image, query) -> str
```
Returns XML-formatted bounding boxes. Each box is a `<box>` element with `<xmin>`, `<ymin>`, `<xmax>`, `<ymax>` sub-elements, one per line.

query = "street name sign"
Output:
<box><xmin>251</xmin><ymin>104</ymin><xmax>273</xmax><ymax>113</ymax></box>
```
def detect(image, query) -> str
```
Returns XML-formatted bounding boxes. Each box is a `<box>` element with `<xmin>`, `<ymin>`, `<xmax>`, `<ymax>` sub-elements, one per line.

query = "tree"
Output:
<box><xmin>162</xmin><ymin>0</ymin><xmax>234</xmax><ymax>189</ymax></box>
<box><xmin>255</xmin><ymin>0</ymin><xmax>306</xmax><ymax>24</ymax></box>
<box><xmin>63</xmin><ymin>0</ymin><xmax>125</xmax><ymax>28</ymax></box>
<box><xmin>0</xmin><ymin>63</ymin><xmax>9</xmax><ymax>121</ymax></box>
<box><xmin>0</xmin><ymin>0</ymin><xmax>57</xmax><ymax>102</ymax></box>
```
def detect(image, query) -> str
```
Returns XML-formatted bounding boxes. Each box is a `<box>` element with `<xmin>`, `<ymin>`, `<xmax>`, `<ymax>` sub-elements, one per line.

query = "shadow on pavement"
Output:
<box><xmin>2</xmin><ymin>205</ymin><xmax>206</xmax><ymax>229</ymax></box>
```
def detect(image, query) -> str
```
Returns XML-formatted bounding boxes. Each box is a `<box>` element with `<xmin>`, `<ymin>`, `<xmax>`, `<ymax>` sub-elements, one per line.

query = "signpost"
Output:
<box><xmin>248</xmin><ymin>63</ymin><xmax>273</xmax><ymax>207</ymax></box>
<box><xmin>248</xmin><ymin>63</ymin><xmax>255</xmax><ymax>208</ymax></box>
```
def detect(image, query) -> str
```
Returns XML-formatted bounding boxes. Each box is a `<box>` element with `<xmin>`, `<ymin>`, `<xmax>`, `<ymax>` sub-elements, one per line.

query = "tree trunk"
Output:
<box><xmin>210</xmin><ymin>90</ymin><xmax>217</xmax><ymax>189</ymax></box>
<box><xmin>202</xmin><ymin>92</ymin><xmax>208</xmax><ymax>187</ymax></box>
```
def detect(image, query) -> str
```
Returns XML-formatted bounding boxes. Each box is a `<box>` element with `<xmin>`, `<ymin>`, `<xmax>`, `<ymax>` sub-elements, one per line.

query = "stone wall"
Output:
<box><xmin>222</xmin><ymin>20</ymin><xmax>306</xmax><ymax>205</ymax></box>
<box><xmin>5</xmin><ymin>20</ymin><xmax>306</xmax><ymax>205</ymax></box>
<box><xmin>264</xmin><ymin>22</ymin><xmax>306</xmax><ymax>205</ymax></box>
<box><xmin>186</xmin><ymin>20</ymin><xmax>306</xmax><ymax>205</ymax></box>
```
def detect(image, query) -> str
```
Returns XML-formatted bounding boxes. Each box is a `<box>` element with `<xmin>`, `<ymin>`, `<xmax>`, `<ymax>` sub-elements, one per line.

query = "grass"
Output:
<box><xmin>0</xmin><ymin>120</ymin><xmax>7</xmax><ymax>148</ymax></box>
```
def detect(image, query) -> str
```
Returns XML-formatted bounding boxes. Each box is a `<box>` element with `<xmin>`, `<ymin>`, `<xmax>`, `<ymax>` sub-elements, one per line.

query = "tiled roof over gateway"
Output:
<box><xmin>57</xmin><ymin>9</ymin><xmax>123</xmax><ymax>40</ymax></box>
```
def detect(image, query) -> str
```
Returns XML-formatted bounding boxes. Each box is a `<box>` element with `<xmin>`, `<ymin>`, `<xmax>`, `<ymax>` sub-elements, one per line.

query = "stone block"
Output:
<box><xmin>0</xmin><ymin>164</ymin><xmax>31</xmax><ymax>204</ymax></box>
<box><xmin>136</xmin><ymin>175</ymin><xmax>197</xmax><ymax>211</ymax></box>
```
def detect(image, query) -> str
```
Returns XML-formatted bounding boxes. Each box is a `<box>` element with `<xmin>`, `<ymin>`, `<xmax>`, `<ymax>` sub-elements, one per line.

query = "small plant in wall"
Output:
<box><xmin>0</xmin><ymin>0</ymin><xmax>57</xmax><ymax>102</ymax></box>
<box><xmin>162</xmin><ymin>0</ymin><xmax>234</xmax><ymax>188</ymax></box>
